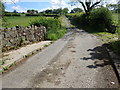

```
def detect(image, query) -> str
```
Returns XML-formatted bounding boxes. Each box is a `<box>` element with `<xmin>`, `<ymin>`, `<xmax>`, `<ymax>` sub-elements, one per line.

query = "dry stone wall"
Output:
<box><xmin>0</xmin><ymin>25</ymin><xmax>46</xmax><ymax>52</ymax></box>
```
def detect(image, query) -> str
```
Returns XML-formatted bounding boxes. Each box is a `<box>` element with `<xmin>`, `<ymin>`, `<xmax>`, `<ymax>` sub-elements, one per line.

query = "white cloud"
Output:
<box><xmin>107</xmin><ymin>0</ymin><xmax>118</xmax><ymax>4</ymax></box>
<box><xmin>39</xmin><ymin>7</ymin><xmax>52</xmax><ymax>12</ymax></box>
<box><xmin>12</xmin><ymin>5</ymin><xmax>20</xmax><ymax>10</ymax></box>
<box><xmin>2</xmin><ymin>0</ymin><xmax>20</xmax><ymax>4</ymax></box>
<box><xmin>2</xmin><ymin>0</ymin><xmax>51</xmax><ymax>3</ymax></box>
<box><xmin>39</xmin><ymin>0</ymin><xmax>69</xmax><ymax>12</ymax></box>
<box><xmin>5</xmin><ymin>9</ymin><xmax>9</xmax><ymax>11</ymax></box>
<box><xmin>51</xmin><ymin>0</ymin><xmax>69</xmax><ymax>9</ymax></box>
<box><xmin>2</xmin><ymin>0</ymin><xmax>118</xmax><ymax>4</ymax></box>
<box><xmin>21</xmin><ymin>0</ymin><xmax>50</xmax><ymax>2</ymax></box>
<box><xmin>4</xmin><ymin>0</ymin><xmax>118</xmax><ymax>13</ymax></box>
<box><xmin>11</xmin><ymin>5</ymin><xmax>27</xmax><ymax>12</ymax></box>
<box><xmin>51</xmin><ymin>0</ymin><xmax>66</xmax><ymax>5</ymax></box>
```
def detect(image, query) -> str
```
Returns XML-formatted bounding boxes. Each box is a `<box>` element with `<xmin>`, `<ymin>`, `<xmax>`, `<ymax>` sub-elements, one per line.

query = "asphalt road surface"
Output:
<box><xmin>2</xmin><ymin>17</ymin><xmax>120</xmax><ymax>88</ymax></box>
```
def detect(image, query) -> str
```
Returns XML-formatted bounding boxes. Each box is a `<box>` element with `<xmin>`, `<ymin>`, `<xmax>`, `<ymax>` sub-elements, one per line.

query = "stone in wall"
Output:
<box><xmin>1</xmin><ymin>25</ymin><xmax>46</xmax><ymax>52</ymax></box>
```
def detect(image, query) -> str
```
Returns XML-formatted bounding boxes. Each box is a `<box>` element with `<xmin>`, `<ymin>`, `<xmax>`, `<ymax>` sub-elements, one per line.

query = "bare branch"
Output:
<box><xmin>90</xmin><ymin>1</ymin><xmax>101</xmax><ymax>10</ymax></box>
<box><xmin>78</xmin><ymin>1</ymin><xmax>87</xmax><ymax>13</ymax></box>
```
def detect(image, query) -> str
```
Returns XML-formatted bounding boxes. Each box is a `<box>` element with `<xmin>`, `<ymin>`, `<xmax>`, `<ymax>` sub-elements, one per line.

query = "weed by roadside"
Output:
<box><xmin>30</xmin><ymin>16</ymin><xmax>67</xmax><ymax>40</ymax></box>
<box><xmin>109</xmin><ymin>40</ymin><xmax>120</xmax><ymax>55</ymax></box>
<box><xmin>93</xmin><ymin>32</ymin><xmax>118</xmax><ymax>43</ymax></box>
<box><xmin>93</xmin><ymin>32</ymin><xmax>120</xmax><ymax>55</ymax></box>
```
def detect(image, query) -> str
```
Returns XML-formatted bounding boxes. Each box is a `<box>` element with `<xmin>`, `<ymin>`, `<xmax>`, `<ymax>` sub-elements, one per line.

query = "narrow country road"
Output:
<box><xmin>2</xmin><ymin>17</ymin><xmax>119</xmax><ymax>88</ymax></box>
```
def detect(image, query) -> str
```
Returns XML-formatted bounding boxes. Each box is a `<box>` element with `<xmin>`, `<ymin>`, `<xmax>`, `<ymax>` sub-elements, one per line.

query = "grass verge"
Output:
<box><xmin>3</xmin><ymin>16</ymin><xmax>45</xmax><ymax>28</ymax></box>
<box><xmin>93</xmin><ymin>32</ymin><xmax>120</xmax><ymax>55</ymax></box>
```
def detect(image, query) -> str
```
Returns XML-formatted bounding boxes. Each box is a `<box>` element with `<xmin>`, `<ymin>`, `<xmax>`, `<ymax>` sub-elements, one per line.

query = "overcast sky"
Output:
<box><xmin>2</xmin><ymin>0</ymin><xmax>118</xmax><ymax>12</ymax></box>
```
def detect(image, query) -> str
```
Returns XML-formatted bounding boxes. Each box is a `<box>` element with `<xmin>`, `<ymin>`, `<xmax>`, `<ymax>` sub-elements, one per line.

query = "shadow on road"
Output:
<box><xmin>82</xmin><ymin>44</ymin><xmax>112</xmax><ymax>69</ymax></box>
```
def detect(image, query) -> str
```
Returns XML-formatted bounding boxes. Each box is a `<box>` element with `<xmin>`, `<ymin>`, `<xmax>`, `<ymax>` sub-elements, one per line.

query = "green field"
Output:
<box><xmin>2</xmin><ymin>16</ymin><xmax>67</xmax><ymax>40</ymax></box>
<box><xmin>112</xmin><ymin>13</ymin><xmax>120</xmax><ymax>25</ymax></box>
<box><xmin>3</xmin><ymin>13</ymin><xmax>119</xmax><ymax>28</ymax></box>
<box><xmin>3</xmin><ymin>16</ymin><xmax>48</xmax><ymax>28</ymax></box>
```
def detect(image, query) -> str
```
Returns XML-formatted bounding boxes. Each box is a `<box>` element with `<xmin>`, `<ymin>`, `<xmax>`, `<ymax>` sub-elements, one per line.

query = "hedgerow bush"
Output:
<box><xmin>90</xmin><ymin>7</ymin><xmax>115</xmax><ymax>32</ymax></box>
<box><xmin>109</xmin><ymin>40</ymin><xmax>120</xmax><ymax>55</ymax></box>
<box><xmin>30</xmin><ymin>17</ymin><xmax>61</xmax><ymax>31</ymax></box>
<box><xmin>66</xmin><ymin>13</ymin><xmax>83</xmax><ymax>20</ymax></box>
<box><xmin>5</xmin><ymin>13</ymin><xmax>12</xmax><ymax>16</ymax></box>
<box><xmin>26</xmin><ymin>14</ymin><xmax>40</xmax><ymax>16</ymax></box>
<box><xmin>70</xmin><ymin>7</ymin><xmax>116</xmax><ymax>33</ymax></box>
<box><xmin>12</xmin><ymin>13</ymin><xmax>21</xmax><ymax>16</ymax></box>
<box><xmin>30</xmin><ymin>17</ymin><xmax>66</xmax><ymax>40</ymax></box>
<box><xmin>5</xmin><ymin>13</ymin><xmax>21</xmax><ymax>16</ymax></box>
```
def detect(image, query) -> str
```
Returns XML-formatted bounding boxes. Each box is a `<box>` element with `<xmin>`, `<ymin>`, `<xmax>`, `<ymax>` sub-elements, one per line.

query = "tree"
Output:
<box><xmin>13</xmin><ymin>10</ymin><xmax>17</xmax><ymax>13</ymax></box>
<box><xmin>0</xmin><ymin>1</ymin><xmax>8</xmax><ymax>28</ymax></box>
<box><xmin>0</xmin><ymin>1</ymin><xmax>5</xmax><ymax>17</ymax></box>
<box><xmin>116</xmin><ymin>1</ymin><xmax>120</xmax><ymax>13</ymax></box>
<box><xmin>35</xmin><ymin>10</ymin><xmax>38</xmax><ymax>14</ymax></box>
<box><xmin>44</xmin><ymin>9</ymin><xmax>53</xmax><ymax>14</ymax></box>
<box><xmin>106</xmin><ymin>1</ymin><xmax>120</xmax><ymax>13</ymax></box>
<box><xmin>27</xmin><ymin>9</ymin><xmax>38</xmax><ymax>14</ymax></box>
<box><xmin>62</xmin><ymin>8</ymin><xmax>69</xmax><ymax>14</ymax></box>
<box><xmin>71</xmin><ymin>8</ymin><xmax>83</xmax><ymax>13</ymax></box>
<box><xmin>70</xmin><ymin>0</ymin><xmax>103</xmax><ymax>15</ymax></box>
<box><xmin>106</xmin><ymin>4</ymin><xmax>118</xmax><ymax>13</ymax></box>
<box><xmin>52</xmin><ymin>8</ymin><xmax>62</xmax><ymax>15</ymax></box>
<box><xmin>27</xmin><ymin>10</ymin><xmax>30</xmax><ymax>13</ymax></box>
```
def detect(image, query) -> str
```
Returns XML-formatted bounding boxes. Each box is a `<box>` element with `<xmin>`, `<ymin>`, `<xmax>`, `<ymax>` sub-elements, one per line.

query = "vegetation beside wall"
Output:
<box><xmin>3</xmin><ymin>16</ymin><xmax>67</xmax><ymax>41</ymax></box>
<box><xmin>30</xmin><ymin>16</ymin><xmax>66</xmax><ymax>40</ymax></box>
<box><xmin>67</xmin><ymin>7</ymin><xmax>116</xmax><ymax>33</ymax></box>
<box><xmin>67</xmin><ymin>7</ymin><xmax>120</xmax><ymax>55</ymax></box>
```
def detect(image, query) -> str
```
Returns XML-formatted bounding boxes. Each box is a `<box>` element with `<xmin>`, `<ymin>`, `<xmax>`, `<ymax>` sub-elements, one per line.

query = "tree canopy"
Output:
<box><xmin>13</xmin><ymin>10</ymin><xmax>18</xmax><ymax>13</ymax></box>
<box><xmin>0</xmin><ymin>1</ymin><xmax>5</xmax><ymax>17</ymax></box>
<box><xmin>106</xmin><ymin>4</ymin><xmax>117</xmax><ymax>10</ymax></box>
<box><xmin>70</xmin><ymin>0</ymin><xmax>103</xmax><ymax>15</ymax></box>
<box><xmin>71</xmin><ymin>8</ymin><xmax>83</xmax><ymax>13</ymax></box>
<box><xmin>62</xmin><ymin>8</ymin><xmax>69</xmax><ymax>14</ymax></box>
<box><xmin>40</xmin><ymin>8</ymin><xmax>69</xmax><ymax>15</ymax></box>
<box><xmin>27</xmin><ymin>9</ymin><xmax>38</xmax><ymax>14</ymax></box>
<box><xmin>106</xmin><ymin>2</ymin><xmax>120</xmax><ymax>13</ymax></box>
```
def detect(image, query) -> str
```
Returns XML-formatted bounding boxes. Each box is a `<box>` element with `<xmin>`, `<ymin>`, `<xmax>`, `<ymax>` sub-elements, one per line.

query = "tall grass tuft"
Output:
<box><xmin>30</xmin><ymin>16</ymin><xmax>66</xmax><ymax>40</ymax></box>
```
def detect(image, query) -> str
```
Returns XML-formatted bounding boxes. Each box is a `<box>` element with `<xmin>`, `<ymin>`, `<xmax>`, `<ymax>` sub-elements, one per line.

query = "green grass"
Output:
<box><xmin>112</xmin><ymin>13</ymin><xmax>120</xmax><ymax>25</ymax></box>
<box><xmin>0</xmin><ymin>18</ymin><xmax>2</xmax><ymax>28</ymax></box>
<box><xmin>93</xmin><ymin>32</ymin><xmax>120</xmax><ymax>55</ymax></box>
<box><xmin>58</xmin><ymin>16</ymin><xmax>66</xmax><ymax>27</ymax></box>
<box><xmin>46</xmin><ymin>16</ymin><xmax>67</xmax><ymax>40</ymax></box>
<box><xmin>67</xmin><ymin>12</ymin><xmax>120</xmax><ymax>54</ymax></box>
<box><xmin>3</xmin><ymin>16</ymin><xmax>67</xmax><ymax>40</ymax></box>
<box><xmin>3</xmin><ymin>16</ymin><xmax>48</xmax><ymax>28</ymax></box>
<box><xmin>93</xmin><ymin>32</ymin><xmax>118</xmax><ymax>43</ymax></box>
<box><xmin>92</xmin><ymin>13</ymin><xmax>120</xmax><ymax>55</ymax></box>
<box><xmin>112</xmin><ymin>13</ymin><xmax>119</xmax><ymax>21</ymax></box>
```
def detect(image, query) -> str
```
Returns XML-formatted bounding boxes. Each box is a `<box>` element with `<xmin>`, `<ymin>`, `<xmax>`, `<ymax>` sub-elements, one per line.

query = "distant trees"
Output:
<box><xmin>27</xmin><ymin>9</ymin><xmax>38</xmax><ymax>14</ymax></box>
<box><xmin>106</xmin><ymin>4</ymin><xmax>118</xmax><ymax>10</ymax></box>
<box><xmin>106</xmin><ymin>3</ymin><xmax>120</xmax><ymax>13</ymax></box>
<box><xmin>52</xmin><ymin>8</ymin><xmax>62</xmax><ymax>14</ymax></box>
<box><xmin>26</xmin><ymin>9</ymin><xmax>39</xmax><ymax>16</ymax></box>
<box><xmin>45</xmin><ymin>9</ymin><xmax>53</xmax><ymax>14</ymax></box>
<box><xmin>118</xmin><ymin>2</ymin><xmax>120</xmax><ymax>13</ymax></box>
<box><xmin>71</xmin><ymin>8</ymin><xmax>83</xmax><ymax>13</ymax></box>
<box><xmin>13</xmin><ymin>10</ymin><xmax>18</xmax><ymax>13</ymax></box>
<box><xmin>40</xmin><ymin>8</ymin><xmax>69</xmax><ymax>15</ymax></box>
<box><xmin>62</xmin><ymin>8</ymin><xmax>69</xmax><ymax>14</ymax></box>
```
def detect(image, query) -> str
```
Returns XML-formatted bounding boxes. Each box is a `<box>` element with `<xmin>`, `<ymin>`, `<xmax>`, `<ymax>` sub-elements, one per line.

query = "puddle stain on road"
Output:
<box><xmin>30</xmin><ymin>60</ymin><xmax>71</xmax><ymax>88</ymax></box>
